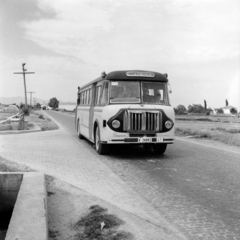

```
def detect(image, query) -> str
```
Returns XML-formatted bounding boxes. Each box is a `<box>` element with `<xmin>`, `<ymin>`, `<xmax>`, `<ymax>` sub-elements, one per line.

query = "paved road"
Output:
<box><xmin>46</xmin><ymin>110</ymin><xmax>240</xmax><ymax>240</ymax></box>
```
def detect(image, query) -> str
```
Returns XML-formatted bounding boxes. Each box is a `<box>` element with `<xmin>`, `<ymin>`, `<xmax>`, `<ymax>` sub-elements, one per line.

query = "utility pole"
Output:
<box><xmin>14</xmin><ymin>63</ymin><xmax>35</xmax><ymax>108</ymax></box>
<box><xmin>27</xmin><ymin>91</ymin><xmax>36</xmax><ymax>107</ymax></box>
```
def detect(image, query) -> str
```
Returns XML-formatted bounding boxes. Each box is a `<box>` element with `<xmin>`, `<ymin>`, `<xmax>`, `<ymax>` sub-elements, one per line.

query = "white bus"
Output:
<box><xmin>75</xmin><ymin>70</ymin><xmax>175</xmax><ymax>155</ymax></box>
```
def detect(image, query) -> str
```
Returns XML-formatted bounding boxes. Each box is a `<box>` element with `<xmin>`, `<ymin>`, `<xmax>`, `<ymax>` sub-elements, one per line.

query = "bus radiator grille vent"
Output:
<box><xmin>123</xmin><ymin>111</ymin><xmax>161</xmax><ymax>131</ymax></box>
<box><xmin>129</xmin><ymin>134</ymin><xmax>156</xmax><ymax>137</ymax></box>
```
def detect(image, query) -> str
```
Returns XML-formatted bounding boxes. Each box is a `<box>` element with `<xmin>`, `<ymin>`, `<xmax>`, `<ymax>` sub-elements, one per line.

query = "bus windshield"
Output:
<box><xmin>110</xmin><ymin>81</ymin><xmax>168</xmax><ymax>104</ymax></box>
<box><xmin>110</xmin><ymin>81</ymin><xmax>140</xmax><ymax>103</ymax></box>
<box><xmin>142</xmin><ymin>82</ymin><xmax>168</xmax><ymax>104</ymax></box>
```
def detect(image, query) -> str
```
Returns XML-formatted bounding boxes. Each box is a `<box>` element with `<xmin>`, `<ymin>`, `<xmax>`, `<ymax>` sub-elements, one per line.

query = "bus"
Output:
<box><xmin>75</xmin><ymin>70</ymin><xmax>175</xmax><ymax>155</ymax></box>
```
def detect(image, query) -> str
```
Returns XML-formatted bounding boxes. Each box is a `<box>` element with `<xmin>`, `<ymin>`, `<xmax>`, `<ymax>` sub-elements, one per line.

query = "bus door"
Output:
<box><xmin>89</xmin><ymin>81</ymin><xmax>108</xmax><ymax>141</ymax></box>
<box><xmin>88</xmin><ymin>83</ymin><xmax>96</xmax><ymax>141</ymax></box>
<box><xmin>80</xmin><ymin>88</ymin><xmax>91</xmax><ymax>137</ymax></box>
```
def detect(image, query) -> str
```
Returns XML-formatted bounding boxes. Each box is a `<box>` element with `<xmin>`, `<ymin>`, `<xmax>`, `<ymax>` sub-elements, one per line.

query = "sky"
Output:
<box><xmin>0</xmin><ymin>0</ymin><xmax>239</xmax><ymax>109</ymax></box>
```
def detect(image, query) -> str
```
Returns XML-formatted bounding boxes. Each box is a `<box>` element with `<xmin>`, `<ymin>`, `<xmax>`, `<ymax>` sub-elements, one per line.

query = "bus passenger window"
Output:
<box><xmin>95</xmin><ymin>86</ymin><xmax>102</xmax><ymax>105</ymax></box>
<box><xmin>89</xmin><ymin>88</ymin><xmax>92</xmax><ymax>105</ymax></box>
<box><xmin>81</xmin><ymin>93</ymin><xmax>83</xmax><ymax>105</ymax></box>
<box><xmin>87</xmin><ymin>89</ymin><xmax>90</xmax><ymax>104</ymax></box>
<box><xmin>95</xmin><ymin>88</ymin><xmax>98</xmax><ymax>105</ymax></box>
<box><xmin>84</xmin><ymin>91</ymin><xmax>88</xmax><ymax>105</ymax></box>
<box><xmin>86</xmin><ymin>90</ymin><xmax>89</xmax><ymax>105</ymax></box>
<box><xmin>82</xmin><ymin>92</ymin><xmax>85</xmax><ymax>105</ymax></box>
<box><xmin>79</xmin><ymin>93</ymin><xmax>81</xmax><ymax>105</ymax></box>
<box><xmin>100</xmin><ymin>82</ymin><xmax>109</xmax><ymax>105</ymax></box>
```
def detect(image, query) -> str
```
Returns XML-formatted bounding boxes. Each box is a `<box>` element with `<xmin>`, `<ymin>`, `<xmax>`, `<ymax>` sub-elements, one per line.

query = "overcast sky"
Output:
<box><xmin>0</xmin><ymin>0</ymin><xmax>239</xmax><ymax>109</ymax></box>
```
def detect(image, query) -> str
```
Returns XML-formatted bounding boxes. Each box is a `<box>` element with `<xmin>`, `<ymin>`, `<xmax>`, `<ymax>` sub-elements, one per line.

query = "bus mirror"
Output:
<box><xmin>168</xmin><ymin>83</ymin><xmax>172</xmax><ymax>94</ymax></box>
<box><xmin>101</xmin><ymin>71</ymin><xmax>107</xmax><ymax>78</ymax></box>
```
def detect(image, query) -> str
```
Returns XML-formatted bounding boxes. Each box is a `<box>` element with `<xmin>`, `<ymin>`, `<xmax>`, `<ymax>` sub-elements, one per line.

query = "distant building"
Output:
<box><xmin>222</xmin><ymin>105</ymin><xmax>237</xmax><ymax>114</ymax></box>
<box><xmin>212</xmin><ymin>105</ymin><xmax>237</xmax><ymax>115</ymax></box>
<box><xmin>41</xmin><ymin>104</ymin><xmax>47</xmax><ymax>110</ymax></box>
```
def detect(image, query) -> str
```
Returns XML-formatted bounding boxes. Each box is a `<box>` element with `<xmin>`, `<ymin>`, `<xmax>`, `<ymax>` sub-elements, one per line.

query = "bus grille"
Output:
<box><xmin>123</xmin><ymin>110</ymin><xmax>161</xmax><ymax>132</ymax></box>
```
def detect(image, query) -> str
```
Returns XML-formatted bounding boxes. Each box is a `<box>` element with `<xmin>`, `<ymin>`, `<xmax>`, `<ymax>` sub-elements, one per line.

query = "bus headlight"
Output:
<box><xmin>112</xmin><ymin>120</ymin><xmax>121</xmax><ymax>129</ymax></box>
<box><xmin>165</xmin><ymin>120</ymin><xmax>172</xmax><ymax>129</ymax></box>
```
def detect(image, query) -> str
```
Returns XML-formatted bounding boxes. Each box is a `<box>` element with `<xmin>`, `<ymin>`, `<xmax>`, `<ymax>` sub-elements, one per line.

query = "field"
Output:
<box><xmin>175</xmin><ymin>115</ymin><xmax>240</xmax><ymax>147</ymax></box>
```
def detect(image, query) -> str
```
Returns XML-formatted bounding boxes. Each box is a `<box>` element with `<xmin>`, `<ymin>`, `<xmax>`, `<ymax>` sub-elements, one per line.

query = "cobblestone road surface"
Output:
<box><xmin>98</xmin><ymin>142</ymin><xmax>240</xmax><ymax>240</ymax></box>
<box><xmin>46</xmin><ymin>110</ymin><xmax>240</xmax><ymax>240</ymax></box>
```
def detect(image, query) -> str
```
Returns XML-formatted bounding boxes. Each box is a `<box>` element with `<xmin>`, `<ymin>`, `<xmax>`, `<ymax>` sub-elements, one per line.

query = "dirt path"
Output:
<box><xmin>47</xmin><ymin>176</ymin><xmax>135</xmax><ymax>240</ymax></box>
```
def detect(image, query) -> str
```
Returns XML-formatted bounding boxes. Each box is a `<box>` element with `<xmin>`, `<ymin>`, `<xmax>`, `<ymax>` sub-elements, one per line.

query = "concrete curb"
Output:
<box><xmin>0</xmin><ymin>125</ymin><xmax>42</xmax><ymax>135</ymax></box>
<box><xmin>5</xmin><ymin>172</ymin><xmax>48</xmax><ymax>240</ymax></box>
<box><xmin>0</xmin><ymin>109</ymin><xmax>60</xmax><ymax>135</ymax></box>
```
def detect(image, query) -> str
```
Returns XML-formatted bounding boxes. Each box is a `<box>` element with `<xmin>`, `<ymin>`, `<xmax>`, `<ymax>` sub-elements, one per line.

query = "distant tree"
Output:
<box><xmin>174</xmin><ymin>104</ymin><xmax>186</xmax><ymax>115</ymax></box>
<box><xmin>230</xmin><ymin>108</ymin><xmax>237</xmax><ymax>114</ymax></box>
<box><xmin>20</xmin><ymin>104</ymin><xmax>31</xmax><ymax>115</ymax></box>
<box><xmin>188</xmin><ymin>105</ymin><xmax>194</xmax><ymax>113</ymax></box>
<box><xmin>188</xmin><ymin>104</ymin><xmax>211</xmax><ymax>115</ymax></box>
<box><xmin>216</xmin><ymin>108</ymin><xmax>223</xmax><ymax>114</ymax></box>
<box><xmin>187</xmin><ymin>104</ymin><xmax>203</xmax><ymax>113</ymax></box>
<box><xmin>19</xmin><ymin>102</ymin><xmax>24</xmax><ymax>109</ymax></box>
<box><xmin>204</xmin><ymin>100</ymin><xmax>207</xmax><ymax>109</ymax></box>
<box><xmin>49</xmin><ymin>97</ymin><xmax>59</xmax><ymax>108</ymax></box>
<box><xmin>225</xmin><ymin>99</ymin><xmax>228</xmax><ymax>106</ymax></box>
<box><xmin>35</xmin><ymin>103</ymin><xmax>41</xmax><ymax>109</ymax></box>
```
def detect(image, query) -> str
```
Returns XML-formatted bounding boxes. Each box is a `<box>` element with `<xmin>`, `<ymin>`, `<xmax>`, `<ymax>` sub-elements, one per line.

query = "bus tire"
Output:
<box><xmin>77</xmin><ymin>120</ymin><xmax>84</xmax><ymax>139</ymax></box>
<box><xmin>95</xmin><ymin>125</ymin><xmax>108</xmax><ymax>155</ymax></box>
<box><xmin>152</xmin><ymin>143</ymin><xmax>167</xmax><ymax>154</ymax></box>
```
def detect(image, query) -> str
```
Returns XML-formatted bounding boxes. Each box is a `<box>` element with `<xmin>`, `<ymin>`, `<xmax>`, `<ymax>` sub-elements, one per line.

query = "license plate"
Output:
<box><xmin>138</xmin><ymin>137</ymin><xmax>152</xmax><ymax>143</ymax></box>
<box><xmin>156</xmin><ymin>137</ymin><xmax>163</xmax><ymax>142</ymax></box>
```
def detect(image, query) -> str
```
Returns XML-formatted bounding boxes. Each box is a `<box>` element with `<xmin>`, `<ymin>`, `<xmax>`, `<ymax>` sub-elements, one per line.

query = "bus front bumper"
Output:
<box><xmin>104</xmin><ymin>137</ymin><xmax>174</xmax><ymax>144</ymax></box>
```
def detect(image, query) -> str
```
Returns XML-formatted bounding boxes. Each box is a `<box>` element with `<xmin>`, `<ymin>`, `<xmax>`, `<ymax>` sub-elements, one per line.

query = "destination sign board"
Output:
<box><xmin>126</xmin><ymin>72</ymin><xmax>155</xmax><ymax>77</ymax></box>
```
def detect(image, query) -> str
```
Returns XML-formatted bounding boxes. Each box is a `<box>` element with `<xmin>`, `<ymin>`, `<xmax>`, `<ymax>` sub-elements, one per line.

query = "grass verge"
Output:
<box><xmin>175</xmin><ymin>115</ymin><xmax>240</xmax><ymax>147</ymax></box>
<box><xmin>28</xmin><ymin>111</ymin><xmax>58</xmax><ymax>131</ymax></box>
<box><xmin>176</xmin><ymin>127</ymin><xmax>240</xmax><ymax>147</ymax></box>
<box><xmin>73</xmin><ymin>205</ymin><xmax>132</xmax><ymax>240</ymax></box>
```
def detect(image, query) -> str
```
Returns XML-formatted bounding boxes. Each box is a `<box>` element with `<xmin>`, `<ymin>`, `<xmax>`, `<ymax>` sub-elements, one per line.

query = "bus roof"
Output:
<box><xmin>80</xmin><ymin>70</ymin><xmax>168</xmax><ymax>89</ymax></box>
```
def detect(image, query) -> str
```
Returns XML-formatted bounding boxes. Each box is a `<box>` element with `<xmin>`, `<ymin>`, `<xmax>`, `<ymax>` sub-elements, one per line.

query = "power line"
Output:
<box><xmin>27</xmin><ymin>91</ymin><xmax>36</xmax><ymax>106</ymax></box>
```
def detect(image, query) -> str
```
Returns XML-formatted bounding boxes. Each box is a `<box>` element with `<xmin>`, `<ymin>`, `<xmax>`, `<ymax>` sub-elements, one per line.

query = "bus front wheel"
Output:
<box><xmin>152</xmin><ymin>143</ymin><xmax>167</xmax><ymax>154</ymax></box>
<box><xmin>77</xmin><ymin>120</ymin><xmax>84</xmax><ymax>139</ymax></box>
<box><xmin>95</xmin><ymin>126</ymin><xmax>108</xmax><ymax>155</ymax></box>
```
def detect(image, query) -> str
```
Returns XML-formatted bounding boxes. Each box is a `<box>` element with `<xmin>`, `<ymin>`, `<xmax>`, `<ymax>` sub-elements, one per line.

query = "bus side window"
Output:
<box><xmin>89</xmin><ymin>88</ymin><xmax>92</xmax><ymax>105</ymax></box>
<box><xmin>95</xmin><ymin>86</ymin><xmax>102</xmax><ymax>105</ymax></box>
<box><xmin>85</xmin><ymin>90</ymin><xmax>88</xmax><ymax>105</ymax></box>
<box><xmin>100</xmin><ymin>81</ymin><xmax>109</xmax><ymax>105</ymax></box>
<box><xmin>84</xmin><ymin>91</ymin><xmax>87</xmax><ymax>105</ymax></box>
<box><xmin>85</xmin><ymin>90</ymin><xmax>87</xmax><ymax>105</ymax></box>
<box><xmin>82</xmin><ymin>92</ymin><xmax>85</xmax><ymax>105</ymax></box>
<box><xmin>79</xmin><ymin>93</ymin><xmax>81</xmax><ymax>105</ymax></box>
<box><xmin>81</xmin><ymin>92</ymin><xmax>84</xmax><ymax>105</ymax></box>
<box><xmin>87</xmin><ymin>89</ymin><xmax>90</xmax><ymax>105</ymax></box>
<box><xmin>95</xmin><ymin>87</ymin><xmax>98</xmax><ymax>105</ymax></box>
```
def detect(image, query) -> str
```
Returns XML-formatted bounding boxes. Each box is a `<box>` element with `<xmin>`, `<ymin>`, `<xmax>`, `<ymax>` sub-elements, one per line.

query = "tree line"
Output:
<box><xmin>18</xmin><ymin>97</ymin><xmax>60</xmax><ymax>110</ymax></box>
<box><xmin>174</xmin><ymin>99</ymin><xmax>238</xmax><ymax>115</ymax></box>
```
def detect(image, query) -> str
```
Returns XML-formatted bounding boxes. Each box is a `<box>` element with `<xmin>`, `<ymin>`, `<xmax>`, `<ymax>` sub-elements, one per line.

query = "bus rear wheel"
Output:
<box><xmin>77</xmin><ymin>120</ymin><xmax>84</xmax><ymax>139</ymax></box>
<box><xmin>152</xmin><ymin>143</ymin><xmax>167</xmax><ymax>154</ymax></box>
<box><xmin>95</xmin><ymin>125</ymin><xmax>108</xmax><ymax>155</ymax></box>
